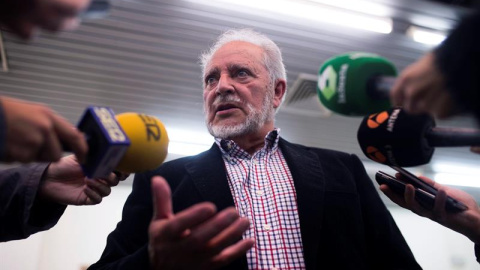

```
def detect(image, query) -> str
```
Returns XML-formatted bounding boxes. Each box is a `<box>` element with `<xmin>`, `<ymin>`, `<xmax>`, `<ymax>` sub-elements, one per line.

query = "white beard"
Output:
<box><xmin>205</xmin><ymin>91</ymin><xmax>274</xmax><ymax>139</ymax></box>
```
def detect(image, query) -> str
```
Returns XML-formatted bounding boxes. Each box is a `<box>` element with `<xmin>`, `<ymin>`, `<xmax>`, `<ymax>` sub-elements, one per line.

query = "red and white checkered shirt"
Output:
<box><xmin>215</xmin><ymin>129</ymin><xmax>306</xmax><ymax>270</ymax></box>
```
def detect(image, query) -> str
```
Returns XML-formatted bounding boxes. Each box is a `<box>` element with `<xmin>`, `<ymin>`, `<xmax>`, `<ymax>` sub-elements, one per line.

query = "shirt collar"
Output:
<box><xmin>215</xmin><ymin>128</ymin><xmax>281</xmax><ymax>158</ymax></box>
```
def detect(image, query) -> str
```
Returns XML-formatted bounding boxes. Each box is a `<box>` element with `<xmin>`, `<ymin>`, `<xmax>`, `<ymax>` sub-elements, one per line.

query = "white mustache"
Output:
<box><xmin>212</xmin><ymin>94</ymin><xmax>243</xmax><ymax>107</ymax></box>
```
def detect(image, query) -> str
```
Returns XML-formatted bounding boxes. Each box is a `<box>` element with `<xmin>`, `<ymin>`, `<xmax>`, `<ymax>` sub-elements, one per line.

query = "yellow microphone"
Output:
<box><xmin>115</xmin><ymin>113</ymin><xmax>169</xmax><ymax>173</ymax></box>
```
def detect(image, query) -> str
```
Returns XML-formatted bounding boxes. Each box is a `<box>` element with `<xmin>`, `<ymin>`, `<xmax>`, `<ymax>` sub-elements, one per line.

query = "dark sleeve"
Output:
<box><xmin>349</xmin><ymin>154</ymin><xmax>422</xmax><ymax>269</ymax></box>
<box><xmin>0</xmin><ymin>163</ymin><xmax>67</xmax><ymax>242</ymax></box>
<box><xmin>0</xmin><ymin>98</ymin><xmax>6</xmax><ymax>160</ymax></box>
<box><xmin>88</xmin><ymin>171</ymin><xmax>153</xmax><ymax>269</ymax></box>
<box><xmin>434</xmin><ymin>8</ymin><xmax>480</xmax><ymax>121</ymax></box>
<box><xmin>475</xmin><ymin>244</ymin><xmax>480</xmax><ymax>264</ymax></box>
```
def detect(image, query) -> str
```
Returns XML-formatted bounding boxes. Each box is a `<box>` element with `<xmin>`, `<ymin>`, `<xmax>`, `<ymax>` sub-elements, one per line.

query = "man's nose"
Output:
<box><xmin>215</xmin><ymin>75</ymin><xmax>235</xmax><ymax>96</ymax></box>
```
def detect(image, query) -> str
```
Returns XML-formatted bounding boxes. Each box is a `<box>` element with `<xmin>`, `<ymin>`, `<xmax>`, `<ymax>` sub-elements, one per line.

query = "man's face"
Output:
<box><xmin>203</xmin><ymin>41</ymin><xmax>280</xmax><ymax>139</ymax></box>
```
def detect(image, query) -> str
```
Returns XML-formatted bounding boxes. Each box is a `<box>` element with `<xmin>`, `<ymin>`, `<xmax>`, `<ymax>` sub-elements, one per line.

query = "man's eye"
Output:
<box><xmin>206</xmin><ymin>77</ymin><xmax>217</xmax><ymax>85</ymax></box>
<box><xmin>237</xmin><ymin>70</ymin><xmax>249</xmax><ymax>78</ymax></box>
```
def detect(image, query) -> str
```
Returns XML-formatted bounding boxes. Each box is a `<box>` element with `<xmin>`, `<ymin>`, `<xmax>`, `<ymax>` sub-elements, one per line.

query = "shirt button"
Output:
<box><xmin>256</xmin><ymin>190</ymin><xmax>264</xmax><ymax>196</ymax></box>
<box><xmin>263</xmin><ymin>224</ymin><xmax>271</xmax><ymax>231</ymax></box>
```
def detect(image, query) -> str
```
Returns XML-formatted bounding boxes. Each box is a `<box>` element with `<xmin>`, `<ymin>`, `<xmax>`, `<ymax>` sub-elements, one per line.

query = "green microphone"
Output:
<box><xmin>317</xmin><ymin>52</ymin><xmax>397</xmax><ymax>116</ymax></box>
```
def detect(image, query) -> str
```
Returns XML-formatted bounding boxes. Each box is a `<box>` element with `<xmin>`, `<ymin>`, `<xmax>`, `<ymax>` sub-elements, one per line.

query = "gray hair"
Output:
<box><xmin>200</xmin><ymin>28</ymin><xmax>287</xmax><ymax>89</ymax></box>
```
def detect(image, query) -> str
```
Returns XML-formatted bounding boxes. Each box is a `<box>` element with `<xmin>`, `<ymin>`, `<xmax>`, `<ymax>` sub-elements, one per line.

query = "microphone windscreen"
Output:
<box><xmin>317</xmin><ymin>52</ymin><xmax>396</xmax><ymax>116</ymax></box>
<box><xmin>357</xmin><ymin>108</ymin><xmax>434</xmax><ymax>166</ymax></box>
<box><xmin>115</xmin><ymin>113</ymin><xmax>169</xmax><ymax>173</ymax></box>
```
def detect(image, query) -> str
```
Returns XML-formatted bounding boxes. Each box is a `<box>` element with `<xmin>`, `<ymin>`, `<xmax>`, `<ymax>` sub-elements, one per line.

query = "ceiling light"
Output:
<box><xmin>407</xmin><ymin>26</ymin><xmax>446</xmax><ymax>45</ymax></box>
<box><xmin>309</xmin><ymin>0</ymin><xmax>390</xmax><ymax>17</ymax></box>
<box><xmin>185</xmin><ymin>0</ymin><xmax>392</xmax><ymax>34</ymax></box>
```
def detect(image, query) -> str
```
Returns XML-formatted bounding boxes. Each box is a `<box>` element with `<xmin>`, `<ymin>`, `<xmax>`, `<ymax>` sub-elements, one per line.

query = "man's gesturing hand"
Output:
<box><xmin>148</xmin><ymin>176</ymin><xmax>254</xmax><ymax>270</ymax></box>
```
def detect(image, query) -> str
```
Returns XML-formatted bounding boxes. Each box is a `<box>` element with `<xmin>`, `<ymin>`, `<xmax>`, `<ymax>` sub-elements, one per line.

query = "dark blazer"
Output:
<box><xmin>90</xmin><ymin>138</ymin><xmax>422</xmax><ymax>270</ymax></box>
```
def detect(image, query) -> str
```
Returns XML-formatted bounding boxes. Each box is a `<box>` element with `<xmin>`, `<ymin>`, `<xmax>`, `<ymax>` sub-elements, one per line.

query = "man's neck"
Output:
<box><xmin>230</xmin><ymin>126</ymin><xmax>275</xmax><ymax>155</ymax></box>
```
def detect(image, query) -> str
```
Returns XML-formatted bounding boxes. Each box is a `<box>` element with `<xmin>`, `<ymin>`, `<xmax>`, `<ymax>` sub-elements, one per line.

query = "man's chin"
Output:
<box><xmin>209</xmin><ymin>123</ymin><xmax>247</xmax><ymax>139</ymax></box>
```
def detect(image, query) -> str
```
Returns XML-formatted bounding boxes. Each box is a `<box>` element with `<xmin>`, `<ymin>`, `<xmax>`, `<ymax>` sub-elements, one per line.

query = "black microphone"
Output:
<box><xmin>357</xmin><ymin>107</ymin><xmax>480</xmax><ymax>167</ymax></box>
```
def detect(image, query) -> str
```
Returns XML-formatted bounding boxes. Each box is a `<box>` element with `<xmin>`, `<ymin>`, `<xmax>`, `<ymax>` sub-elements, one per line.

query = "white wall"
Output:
<box><xmin>0</xmin><ymin>185</ymin><xmax>131</xmax><ymax>270</ymax></box>
<box><xmin>1</xmin><ymin>186</ymin><xmax>479</xmax><ymax>270</ymax></box>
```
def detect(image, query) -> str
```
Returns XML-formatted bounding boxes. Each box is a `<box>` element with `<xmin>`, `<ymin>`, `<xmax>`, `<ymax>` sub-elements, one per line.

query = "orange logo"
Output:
<box><xmin>366</xmin><ymin>146</ymin><xmax>387</xmax><ymax>163</ymax></box>
<box><xmin>367</xmin><ymin>111</ymin><xmax>389</xmax><ymax>129</ymax></box>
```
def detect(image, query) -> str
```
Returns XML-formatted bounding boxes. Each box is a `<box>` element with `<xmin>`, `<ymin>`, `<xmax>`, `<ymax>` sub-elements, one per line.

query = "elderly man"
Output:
<box><xmin>90</xmin><ymin>29</ymin><xmax>421</xmax><ymax>270</ymax></box>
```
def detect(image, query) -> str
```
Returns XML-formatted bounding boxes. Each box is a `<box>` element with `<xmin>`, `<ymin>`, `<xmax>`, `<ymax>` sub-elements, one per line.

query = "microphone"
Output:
<box><xmin>73</xmin><ymin>107</ymin><xmax>169</xmax><ymax>178</ymax></box>
<box><xmin>357</xmin><ymin>107</ymin><xmax>480</xmax><ymax>166</ymax></box>
<box><xmin>317</xmin><ymin>52</ymin><xmax>396</xmax><ymax>116</ymax></box>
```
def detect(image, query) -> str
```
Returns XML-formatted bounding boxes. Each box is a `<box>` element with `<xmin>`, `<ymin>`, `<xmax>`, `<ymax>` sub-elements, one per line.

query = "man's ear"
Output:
<box><xmin>273</xmin><ymin>79</ymin><xmax>286</xmax><ymax>109</ymax></box>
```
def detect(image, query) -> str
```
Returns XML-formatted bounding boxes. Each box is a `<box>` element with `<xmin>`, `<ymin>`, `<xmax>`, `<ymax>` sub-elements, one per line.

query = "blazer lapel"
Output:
<box><xmin>280</xmin><ymin>138</ymin><xmax>325</xmax><ymax>270</ymax></box>
<box><xmin>184</xmin><ymin>144</ymin><xmax>236</xmax><ymax>211</ymax></box>
<box><xmin>185</xmin><ymin>144</ymin><xmax>248</xmax><ymax>270</ymax></box>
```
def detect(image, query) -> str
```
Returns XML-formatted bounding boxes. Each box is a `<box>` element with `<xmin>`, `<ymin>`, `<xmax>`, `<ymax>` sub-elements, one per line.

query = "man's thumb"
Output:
<box><xmin>151</xmin><ymin>176</ymin><xmax>173</xmax><ymax>221</ymax></box>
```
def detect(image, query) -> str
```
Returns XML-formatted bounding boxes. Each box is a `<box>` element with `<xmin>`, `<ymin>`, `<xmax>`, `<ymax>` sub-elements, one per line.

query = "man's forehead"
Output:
<box><xmin>206</xmin><ymin>41</ymin><xmax>264</xmax><ymax>71</ymax></box>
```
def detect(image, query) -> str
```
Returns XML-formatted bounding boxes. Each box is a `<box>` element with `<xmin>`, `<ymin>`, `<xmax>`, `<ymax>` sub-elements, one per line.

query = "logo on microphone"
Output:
<box><xmin>367</xmin><ymin>111</ymin><xmax>389</xmax><ymax>129</ymax></box>
<box><xmin>318</xmin><ymin>65</ymin><xmax>337</xmax><ymax>101</ymax></box>
<box><xmin>366</xmin><ymin>146</ymin><xmax>387</xmax><ymax>163</ymax></box>
<box><xmin>139</xmin><ymin>114</ymin><xmax>162</xmax><ymax>141</ymax></box>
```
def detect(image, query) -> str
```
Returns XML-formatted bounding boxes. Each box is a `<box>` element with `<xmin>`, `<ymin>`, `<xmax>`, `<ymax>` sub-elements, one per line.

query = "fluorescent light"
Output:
<box><xmin>434</xmin><ymin>173</ymin><xmax>480</xmax><ymax>188</ymax></box>
<box><xmin>407</xmin><ymin>26</ymin><xmax>446</xmax><ymax>45</ymax></box>
<box><xmin>166</xmin><ymin>127</ymin><xmax>213</xmax><ymax>156</ymax></box>
<box><xmin>310</xmin><ymin>0</ymin><xmax>390</xmax><ymax>17</ymax></box>
<box><xmin>185</xmin><ymin>0</ymin><xmax>392</xmax><ymax>34</ymax></box>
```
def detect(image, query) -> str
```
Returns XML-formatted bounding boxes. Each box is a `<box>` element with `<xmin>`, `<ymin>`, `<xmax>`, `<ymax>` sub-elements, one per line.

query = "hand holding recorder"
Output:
<box><xmin>378</xmin><ymin>167</ymin><xmax>480</xmax><ymax>244</ymax></box>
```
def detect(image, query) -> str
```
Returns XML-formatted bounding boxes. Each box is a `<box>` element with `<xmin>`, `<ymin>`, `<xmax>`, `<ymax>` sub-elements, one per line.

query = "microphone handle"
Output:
<box><xmin>367</xmin><ymin>75</ymin><xmax>396</xmax><ymax>100</ymax></box>
<box><xmin>426</xmin><ymin>127</ymin><xmax>480</xmax><ymax>147</ymax></box>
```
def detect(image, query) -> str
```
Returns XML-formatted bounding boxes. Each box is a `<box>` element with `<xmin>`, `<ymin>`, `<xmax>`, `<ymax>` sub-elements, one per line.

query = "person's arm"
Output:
<box><xmin>349</xmin><ymin>154</ymin><xmax>422</xmax><ymax>269</ymax></box>
<box><xmin>0</xmin><ymin>163</ymin><xmax>60</xmax><ymax>242</ymax></box>
<box><xmin>380</xmin><ymin>175</ymin><xmax>480</xmax><ymax>261</ymax></box>
<box><xmin>434</xmin><ymin>8</ymin><xmax>480</xmax><ymax>121</ymax></box>
<box><xmin>0</xmin><ymin>155</ymin><xmax>126</xmax><ymax>242</ymax></box>
<box><xmin>390</xmin><ymin>8</ymin><xmax>480</xmax><ymax>121</ymax></box>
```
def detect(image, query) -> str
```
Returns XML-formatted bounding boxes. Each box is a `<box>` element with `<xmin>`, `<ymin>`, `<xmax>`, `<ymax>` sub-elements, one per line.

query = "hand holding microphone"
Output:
<box><xmin>390</xmin><ymin>52</ymin><xmax>457</xmax><ymax>118</ymax></box>
<box><xmin>0</xmin><ymin>96</ymin><xmax>88</xmax><ymax>163</ymax></box>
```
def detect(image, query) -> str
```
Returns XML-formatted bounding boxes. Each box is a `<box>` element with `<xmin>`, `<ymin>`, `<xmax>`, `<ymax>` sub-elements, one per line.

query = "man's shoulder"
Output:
<box><xmin>280</xmin><ymin>139</ymin><xmax>353</xmax><ymax>160</ymax></box>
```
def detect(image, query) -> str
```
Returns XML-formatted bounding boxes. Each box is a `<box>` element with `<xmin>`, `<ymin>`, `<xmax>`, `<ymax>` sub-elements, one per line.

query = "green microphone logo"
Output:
<box><xmin>318</xmin><ymin>65</ymin><xmax>337</xmax><ymax>101</ymax></box>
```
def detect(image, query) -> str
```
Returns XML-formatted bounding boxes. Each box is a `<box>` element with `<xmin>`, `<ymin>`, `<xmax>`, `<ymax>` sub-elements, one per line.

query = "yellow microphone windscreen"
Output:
<box><xmin>115</xmin><ymin>113</ymin><xmax>169</xmax><ymax>173</ymax></box>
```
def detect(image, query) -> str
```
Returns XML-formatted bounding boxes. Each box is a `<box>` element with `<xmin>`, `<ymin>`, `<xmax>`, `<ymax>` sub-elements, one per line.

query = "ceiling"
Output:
<box><xmin>0</xmin><ymin>0</ymin><xmax>479</xmax><ymax>196</ymax></box>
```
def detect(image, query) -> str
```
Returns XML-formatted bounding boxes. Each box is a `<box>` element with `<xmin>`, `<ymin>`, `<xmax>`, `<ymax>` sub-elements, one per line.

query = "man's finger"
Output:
<box><xmin>207</xmin><ymin>217</ymin><xmax>250</xmax><ymax>255</ymax></box>
<box><xmin>86</xmin><ymin>179</ymin><xmax>112</xmax><ymax>197</ymax></box>
<box><xmin>432</xmin><ymin>188</ymin><xmax>448</xmax><ymax>223</ymax></box>
<box><xmin>83</xmin><ymin>186</ymin><xmax>103</xmax><ymax>205</ymax></box>
<box><xmin>188</xmin><ymin>207</ymin><xmax>240</xmax><ymax>246</ymax></box>
<box><xmin>209</xmin><ymin>238</ymin><xmax>254</xmax><ymax>269</ymax></box>
<box><xmin>379</xmin><ymin>184</ymin><xmax>408</xmax><ymax>209</ymax></box>
<box><xmin>38</xmin><ymin>129</ymin><xmax>63</xmax><ymax>162</ymax></box>
<box><xmin>151</xmin><ymin>176</ymin><xmax>174</xmax><ymax>221</ymax></box>
<box><xmin>52</xmin><ymin>114</ymin><xmax>88</xmax><ymax>163</ymax></box>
